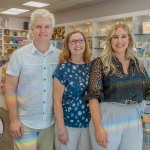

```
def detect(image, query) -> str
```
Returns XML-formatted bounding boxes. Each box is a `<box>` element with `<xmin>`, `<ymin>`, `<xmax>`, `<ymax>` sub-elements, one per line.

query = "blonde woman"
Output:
<box><xmin>84</xmin><ymin>22</ymin><xmax>150</xmax><ymax>150</ymax></box>
<box><xmin>53</xmin><ymin>31</ymin><xmax>92</xmax><ymax>150</ymax></box>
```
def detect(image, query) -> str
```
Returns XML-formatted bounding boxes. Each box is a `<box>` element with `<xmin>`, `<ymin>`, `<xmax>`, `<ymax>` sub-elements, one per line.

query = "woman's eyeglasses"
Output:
<box><xmin>68</xmin><ymin>39</ymin><xmax>85</xmax><ymax>45</ymax></box>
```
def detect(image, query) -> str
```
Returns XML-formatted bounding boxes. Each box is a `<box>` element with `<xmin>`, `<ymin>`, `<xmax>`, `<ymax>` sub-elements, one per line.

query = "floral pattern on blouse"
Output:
<box><xmin>53</xmin><ymin>62</ymin><xmax>91</xmax><ymax>128</ymax></box>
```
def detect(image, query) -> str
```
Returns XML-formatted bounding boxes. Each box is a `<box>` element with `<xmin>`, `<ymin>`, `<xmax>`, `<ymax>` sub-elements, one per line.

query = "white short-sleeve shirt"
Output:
<box><xmin>6</xmin><ymin>42</ymin><xmax>61</xmax><ymax>129</ymax></box>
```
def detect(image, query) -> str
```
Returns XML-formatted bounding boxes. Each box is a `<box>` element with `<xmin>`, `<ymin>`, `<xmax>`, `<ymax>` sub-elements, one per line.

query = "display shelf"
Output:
<box><xmin>54</xmin><ymin>11</ymin><xmax>150</xmax><ymax>57</ymax></box>
<box><xmin>0</xmin><ymin>28</ymin><xmax>4</xmax><ymax>56</ymax></box>
<box><xmin>93</xmin><ymin>36</ymin><xmax>106</xmax><ymax>51</ymax></box>
<box><xmin>133</xmin><ymin>15</ymin><xmax>150</xmax><ymax>57</ymax></box>
<box><xmin>94</xmin><ymin>35</ymin><xmax>107</xmax><ymax>38</ymax></box>
<box><xmin>86</xmin><ymin>36</ymin><xmax>93</xmax><ymax>38</ymax></box>
<box><xmin>4</xmin><ymin>29</ymin><xmax>28</xmax><ymax>36</ymax></box>
<box><xmin>4</xmin><ymin>43</ymin><xmax>25</xmax><ymax>46</ymax></box>
<box><xmin>4</xmin><ymin>35</ymin><xmax>27</xmax><ymax>38</ymax></box>
<box><xmin>1</xmin><ymin>28</ymin><xmax>28</xmax><ymax>56</ymax></box>
<box><xmin>94</xmin><ymin>48</ymin><xmax>104</xmax><ymax>49</ymax></box>
<box><xmin>55</xmin><ymin>16</ymin><xmax>134</xmax><ymax>57</ymax></box>
<box><xmin>134</xmin><ymin>34</ymin><xmax>150</xmax><ymax>35</ymax></box>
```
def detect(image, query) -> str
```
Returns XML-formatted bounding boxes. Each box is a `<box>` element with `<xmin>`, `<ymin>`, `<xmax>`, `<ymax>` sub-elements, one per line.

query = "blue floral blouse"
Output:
<box><xmin>53</xmin><ymin>62</ymin><xmax>91</xmax><ymax>128</ymax></box>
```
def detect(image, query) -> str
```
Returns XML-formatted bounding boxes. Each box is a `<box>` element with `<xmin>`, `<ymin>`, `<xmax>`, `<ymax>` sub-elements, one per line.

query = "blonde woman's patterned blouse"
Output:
<box><xmin>84</xmin><ymin>57</ymin><xmax>150</xmax><ymax>103</ymax></box>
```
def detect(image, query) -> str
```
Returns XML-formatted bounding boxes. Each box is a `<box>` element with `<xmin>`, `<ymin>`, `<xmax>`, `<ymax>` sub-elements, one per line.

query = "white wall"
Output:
<box><xmin>0</xmin><ymin>16</ymin><xmax>29</xmax><ymax>29</ymax></box>
<box><xmin>55</xmin><ymin>0</ymin><xmax>150</xmax><ymax>24</ymax></box>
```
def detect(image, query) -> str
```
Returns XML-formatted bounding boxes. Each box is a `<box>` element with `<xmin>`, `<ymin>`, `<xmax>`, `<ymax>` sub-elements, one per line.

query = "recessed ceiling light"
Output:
<box><xmin>23</xmin><ymin>1</ymin><xmax>49</xmax><ymax>8</ymax></box>
<box><xmin>1</xmin><ymin>8</ymin><xmax>29</xmax><ymax>15</ymax></box>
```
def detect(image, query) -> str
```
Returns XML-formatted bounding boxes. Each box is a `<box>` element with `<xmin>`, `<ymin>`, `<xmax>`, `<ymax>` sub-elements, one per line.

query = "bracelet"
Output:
<box><xmin>58</xmin><ymin>131</ymin><xmax>66</xmax><ymax>136</ymax></box>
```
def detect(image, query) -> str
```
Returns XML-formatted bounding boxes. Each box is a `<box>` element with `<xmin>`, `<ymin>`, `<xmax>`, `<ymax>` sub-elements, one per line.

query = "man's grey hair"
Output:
<box><xmin>30</xmin><ymin>9</ymin><xmax>55</xmax><ymax>27</ymax></box>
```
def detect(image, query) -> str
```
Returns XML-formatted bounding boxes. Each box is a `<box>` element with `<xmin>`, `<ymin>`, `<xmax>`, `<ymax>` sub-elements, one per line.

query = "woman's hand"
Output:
<box><xmin>58</xmin><ymin>129</ymin><xmax>68</xmax><ymax>145</ymax></box>
<box><xmin>95</xmin><ymin>127</ymin><xmax>108</xmax><ymax>147</ymax></box>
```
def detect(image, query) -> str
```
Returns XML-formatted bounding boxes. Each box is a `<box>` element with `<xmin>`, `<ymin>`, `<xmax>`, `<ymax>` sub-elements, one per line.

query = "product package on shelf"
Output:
<box><xmin>51</xmin><ymin>40</ymin><xmax>63</xmax><ymax>50</ymax></box>
<box><xmin>142</xmin><ymin>58</ymin><xmax>150</xmax><ymax>77</ymax></box>
<box><xmin>52</xmin><ymin>26</ymin><xmax>65</xmax><ymax>40</ymax></box>
<box><xmin>0</xmin><ymin>75</ymin><xmax>5</xmax><ymax>94</ymax></box>
<box><xmin>0</xmin><ymin>56</ymin><xmax>8</xmax><ymax>67</ymax></box>
<box><xmin>0</xmin><ymin>66</ymin><xmax>6</xmax><ymax>94</ymax></box>
<box><xmin>143</xmin><ymin>41</ymin><xmax>150</xmax><ymax>57</ymax></box>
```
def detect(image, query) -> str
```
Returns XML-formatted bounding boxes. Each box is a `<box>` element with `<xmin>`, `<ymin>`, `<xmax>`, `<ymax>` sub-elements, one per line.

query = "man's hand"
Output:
<box><xmin>10</xmin><ymin>119</ymin><xmax>24</xmax><ymax>139</ymax></box>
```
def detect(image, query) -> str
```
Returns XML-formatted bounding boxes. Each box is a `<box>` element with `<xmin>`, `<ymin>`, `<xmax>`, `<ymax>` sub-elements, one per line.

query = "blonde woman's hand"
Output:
<box><xmin>95</xmin><ymin>127</ymin><xmax>109</xmax><ymax>147</ymax></box>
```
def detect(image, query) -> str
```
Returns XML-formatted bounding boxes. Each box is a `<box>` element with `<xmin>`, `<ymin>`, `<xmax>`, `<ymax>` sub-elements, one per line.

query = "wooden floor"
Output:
<box><xmin>0</xmin><ymin>107</ymin><xmax>14</xmax><ymax>150</ymax></box>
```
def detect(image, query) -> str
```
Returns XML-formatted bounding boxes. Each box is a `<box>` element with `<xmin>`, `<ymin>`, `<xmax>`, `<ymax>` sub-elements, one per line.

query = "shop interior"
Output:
<box><xmin>0</xmin><ymin>0</ymin><xmax>150</xmax><ymax>149</ymax></box>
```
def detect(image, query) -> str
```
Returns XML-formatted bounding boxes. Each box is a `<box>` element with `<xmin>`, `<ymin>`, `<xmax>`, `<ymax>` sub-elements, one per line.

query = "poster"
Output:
<box><xmin>143</xmin><ymin>22</ymin><xmax>150</xmax><ymax>34</ymax></box>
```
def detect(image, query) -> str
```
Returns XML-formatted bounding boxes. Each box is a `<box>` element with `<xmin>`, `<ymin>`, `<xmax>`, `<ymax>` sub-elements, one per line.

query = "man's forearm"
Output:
<box><xmin>5</xmin><ymin>75</ymin><xmax>19</xmax><ymax>122</ymax></box>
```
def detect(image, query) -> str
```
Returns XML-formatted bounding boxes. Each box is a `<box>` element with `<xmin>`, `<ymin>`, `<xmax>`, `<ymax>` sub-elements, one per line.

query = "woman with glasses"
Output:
<box><xmin>84</xmin><ymin>22</ymin><xmax>150</xmax><ymax>150</ymax></box>
<box><xmin>53</xmin><ymin>30</ymin><xmax>92</xmax><ymax>150</ymax></box>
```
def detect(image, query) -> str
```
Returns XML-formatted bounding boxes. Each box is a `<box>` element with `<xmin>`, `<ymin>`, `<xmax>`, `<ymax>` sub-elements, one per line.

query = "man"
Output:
<box><xmin>5</xmin><ymin>9</ymin><xmax>61</xmax><ymax>150</ymax></box>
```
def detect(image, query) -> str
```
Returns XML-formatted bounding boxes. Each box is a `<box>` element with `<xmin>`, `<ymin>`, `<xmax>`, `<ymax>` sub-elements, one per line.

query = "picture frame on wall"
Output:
<box><xmin>143</xmin><ymin>22</ymin><xmax>150</xmax><ymax>34</ymax></box>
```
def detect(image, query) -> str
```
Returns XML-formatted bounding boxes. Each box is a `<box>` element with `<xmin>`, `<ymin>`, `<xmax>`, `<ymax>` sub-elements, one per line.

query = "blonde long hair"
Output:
<box><xmin>100</xmin><ymin>22</ymin><xmax>144</xmax><ymax>74</ymax></box>
<box><xmin>59</xmin><ymin>30</ymin><xmax>92</xmax><ymax>64</ymax></box>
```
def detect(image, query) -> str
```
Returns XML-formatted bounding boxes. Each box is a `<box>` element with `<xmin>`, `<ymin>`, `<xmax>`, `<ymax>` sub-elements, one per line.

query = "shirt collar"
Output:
<box><xmin>112</xmin><ymin>56</ymin><xmax>135</xmax><ymax>66</ymax></box>
<box><xmin>31</xmin><ymin>41</ymin><xmax>55</xmax><ymax>54</ymax></box>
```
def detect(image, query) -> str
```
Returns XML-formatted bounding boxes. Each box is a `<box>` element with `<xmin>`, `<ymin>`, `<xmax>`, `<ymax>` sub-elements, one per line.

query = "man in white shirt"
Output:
<box><xmin>5</xmin><ymin>9</ymin><xmax>61</xmax><ymax>150</ymax></box>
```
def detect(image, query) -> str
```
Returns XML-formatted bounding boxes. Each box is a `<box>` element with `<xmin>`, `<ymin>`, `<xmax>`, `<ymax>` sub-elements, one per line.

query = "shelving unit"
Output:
<box><xmin>142</xmin><ymin>113</ymin><xmax>150</xmax><ymax>150</ymax></box>
<box><xmin>56</xmin><ymin>11</ymin><xmax>150</xmax><ymax>79</ymax></box>
<box><xmin>55</xmin><ymin>12</ymin><xmax>150</xmax><ymax>58</ymax></box>
<box><xmin>3</xmin><ymin>28</ymin><xmax>28</xmax><ymax>55</ymax></box>
<box><xmin>56</xmin><ymin>17</ymin><xmax>133</xmax><ymax>57</ymax></box>
<box><xmin>0</xmin><ymin>28</ymin><xmax>4</xmax><ymax>56</ymax></box>
<box><xmin>0</xmin><ymin>28</ymin><xmax>29</xmax><ymax>56</ymax></box>
<box><xmin>93</xmin><ymin>35</ymin><xmax>106</xmax><ymax>57</ymax></box>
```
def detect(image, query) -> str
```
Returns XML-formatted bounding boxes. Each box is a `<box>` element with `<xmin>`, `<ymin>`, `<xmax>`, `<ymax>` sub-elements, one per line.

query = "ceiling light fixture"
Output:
<box><xmin>0</xmin><ymin>8</ymin><xmax>29</xmax><ymax>15</ymax></box>
<box><xmin>23</xmin><ymin>1</ymin><xmax>49</xmax><ymax>8</ymax></box>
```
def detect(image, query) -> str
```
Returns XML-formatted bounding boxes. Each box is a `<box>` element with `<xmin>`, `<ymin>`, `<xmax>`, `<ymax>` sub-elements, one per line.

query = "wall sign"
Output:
<box><xmin>143</xmin><ymin>22</ymin><xmax>150</xmax><ymax>34</ymax></box>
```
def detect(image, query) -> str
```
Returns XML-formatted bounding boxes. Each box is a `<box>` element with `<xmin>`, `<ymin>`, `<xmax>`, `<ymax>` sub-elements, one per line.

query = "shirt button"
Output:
<box><xmin>44</xmin><ymin>67</ymin><xmax>46</xmax><ymax>69</ymax></box>
<box><xmin>44</xmin><ymin>90</ymin><xmax>46</xmax><ymax>92</ymax></box>
<box><xmin>44</xmin><ymin>79</ymin><xmax>46</xmax><ymax>81</ymax></box>
<box><xmin>43</xmin><ymin>101</ymin><xmax>45</xmax><ymax>103</ymax></box>
<box><xmin>43</xmin><ymin>112</ymin><xmax>45</xmax><ymax>114</ymax></box>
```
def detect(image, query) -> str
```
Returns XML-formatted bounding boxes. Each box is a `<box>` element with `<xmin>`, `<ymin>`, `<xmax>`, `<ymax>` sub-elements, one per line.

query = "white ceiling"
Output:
<box><xmin>0</xmin><ymin>0</ymin><xmax>110</xmax><ymax>18</ymax></box>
